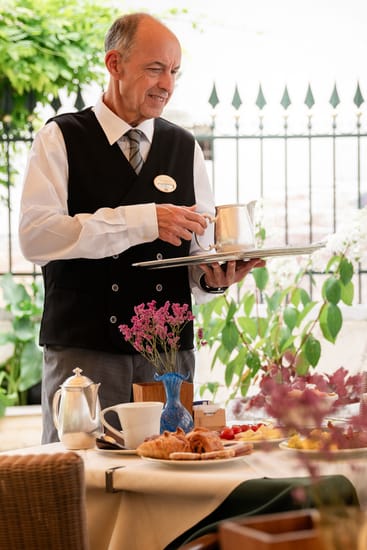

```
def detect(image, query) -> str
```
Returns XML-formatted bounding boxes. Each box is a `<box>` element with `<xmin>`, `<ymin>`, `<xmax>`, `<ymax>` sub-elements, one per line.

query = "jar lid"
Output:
<box><xmin>61</xmin><ymin>367</ymin><xmax>94</xmax><ymax>388</ymax></box>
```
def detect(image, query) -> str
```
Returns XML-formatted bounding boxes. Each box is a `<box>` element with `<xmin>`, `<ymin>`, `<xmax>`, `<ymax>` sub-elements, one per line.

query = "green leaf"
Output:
<box><xmin>252</xmin><ymin>267</ymin><xmax>268</xmax><ymax>291</ymax></box>
<box><xmin>325</xmin><ymin>254</ymin><xmax>341</xmax><ymax>273</ymax></box>
<box><xmin>233</xmin><ymin>347</ymin><xmax>248</xmax><ymax>376</ymax></box>
<box><xmin>320</xmin><ymin>303</ymin><xmax>342</xmax><ymax>343</ymax></box>
<box><xmin>339</xmin><ymin>258</ymin><xmax>354</xmax><ymax>284</ymax></box>
<box><xmin>222</xmin><ymin>321</ymin><xmax>239</xmax><ymax>352</ymax></box>
<box><xmin>283</xmin><ymin>305</ymin><xmax>298</xmax><ymax>330</ymax></box>
<box><xmin>240</xmin><ymin>379</ymin><xmax>251</xmax><ymax>397</ymax></box>
<box><xmin>295</xmin><ymin>351</ymin><xmax>311</xmax><ymax>375</ymax></box>
<box><xmin>243</xmin><ymin>293</ymin><xmax>255</xmax><ymax>316</ymax></box>
<box><xmin>322</xmin><ymin>276</ymin><xmax>341</xmax><ymax>304</ymax></box>
<box><xmin>299</xmin><ymin>288</ymin><xmax>311</xmax><ymax>306</ymax></box>
<box><xmin>13</xmin><ymin>317</ymin><xmax>34</xmax><ymax>341</ymax></box>
<box><xmin>216</xmin><ymin>344</ymin><xmax>231</xmax><ymax>365</ymax></box>
<box><xmin>237</xmin><ymin>316</ymin><xmax>257</xmax><ymax>339</ymax></box>
<box><xmin>277</xmin><ymin>326</ymin><xmax>291</xmax><ymax>351</ymax></box>
<box><xmin>246</xmin><ymin>351</ymin><xmax>261</xmax><ymax>374</ymax></box>
<box><xmin>303</xmin><ymin>335</ymin><xmax>321</xmax><ymax>367</ymax></box>
<box><xmin>226</xmin><ymin>299</ymin><xmax>238</xmax><ymax>321</ymax></box>
<box><xmin>224</xmin><ymin>359</ymin><xmax>237</xmax><ymax>387</ymax></box>
<box><xmin>340</xmin><ymin>280</ymin><xmax>354</xmax><ymax>306</ymax></box>
<box><xmin>256</xmin><ymin>317</ymin><xmax>269</xmax><ymax>338</ymax></box>
<box><xmin>19</xmin><ymin>340</ymin><xmax>42</xmax><ymax>391</ymax></box>
<box><xmin>266</xmin><ymin>290</ymin><xmax>282</xmax><ymax>313</ymax></box>
<box><xmin>279</xmin><ymin>334</ymin><xmax>296</xmax><ymax>353</ymax></box>
<box><xmin>0</xmin><ymin>273</ymin><xmax>28</xmax><ymax>308</ymax></box>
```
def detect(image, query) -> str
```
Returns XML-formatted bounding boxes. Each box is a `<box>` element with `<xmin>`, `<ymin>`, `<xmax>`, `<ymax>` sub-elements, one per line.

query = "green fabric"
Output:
<box><xmin>164</xmin><ymin>475</ymin><xmax>359</xmax><ymax>550</ymax></box>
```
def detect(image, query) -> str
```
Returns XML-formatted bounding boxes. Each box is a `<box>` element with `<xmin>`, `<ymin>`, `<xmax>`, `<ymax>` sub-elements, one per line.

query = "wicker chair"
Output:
<box><xmin>0</xmin><ymin>452</ymin><xmax>89</xmax><ymax>550</ymax></box>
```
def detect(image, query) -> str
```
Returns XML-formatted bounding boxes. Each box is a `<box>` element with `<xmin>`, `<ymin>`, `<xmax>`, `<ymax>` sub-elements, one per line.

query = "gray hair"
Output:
<box><xmin>104</xmin><ymin>13</ymin><xmax>159</xmax><ymax>59</ymax></box>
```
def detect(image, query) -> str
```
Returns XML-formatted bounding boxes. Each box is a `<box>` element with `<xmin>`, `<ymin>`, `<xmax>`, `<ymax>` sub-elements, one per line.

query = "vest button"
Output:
<box><xmin>112</xmin><ymin>254</ymin><xmax>119</xmax><ymax>260</ymax></box>
<box><xmin>111</xmin><ymin>283</ymin><xmax>119</xmax><ymax>292</ymax></box>
<box><xmin>156</xmin><ymin>283</ymin><xmax>163</xmax><ymax>292</ymax></box>
<box><xmin>156</xmin><ymin>253</ymin><xmax>163</xmax><ymax>260</ymax></box>
<box><xmin>109</xmin><ymin>315</ymin><xmax>117</xmax><ymax>324</ymax></box>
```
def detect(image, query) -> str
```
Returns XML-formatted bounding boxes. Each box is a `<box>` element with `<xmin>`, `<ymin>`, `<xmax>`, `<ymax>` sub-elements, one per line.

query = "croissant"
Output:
<box><xmin>186</xmin><ymin>427</ymin><xmax>224</xmax><ymax>453</ymax></box>
<box><xmin>136</xmin><ymin>428</ymin><xmax>190</xmax><ymax>459</ymax></box>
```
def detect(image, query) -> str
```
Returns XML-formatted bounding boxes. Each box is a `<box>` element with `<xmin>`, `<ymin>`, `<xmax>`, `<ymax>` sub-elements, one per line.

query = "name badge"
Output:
<box><xmin>153</xmin><ymin>175</ymin><xmax>177</xmax><ymax>193</ymax></box>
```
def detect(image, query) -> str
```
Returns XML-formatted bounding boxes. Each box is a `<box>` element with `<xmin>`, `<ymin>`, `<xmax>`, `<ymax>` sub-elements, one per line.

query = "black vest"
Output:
<box><xmin>40</xmin><ymin>109</ymin><xmax>196</xmax><ymax>353</ymax></box>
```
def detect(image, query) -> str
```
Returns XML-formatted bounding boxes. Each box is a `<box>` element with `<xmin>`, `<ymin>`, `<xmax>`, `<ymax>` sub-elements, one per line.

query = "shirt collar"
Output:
<box><xmin>93</xmin><ymin>95</ymin><xmax>154</xmax><ymax>145</ymax></box>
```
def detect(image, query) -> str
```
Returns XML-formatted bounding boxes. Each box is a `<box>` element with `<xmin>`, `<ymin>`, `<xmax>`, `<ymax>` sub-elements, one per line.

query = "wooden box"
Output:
<box><xmin>132</xmin><ymin>381</ymin><xmax>193</xmax><ymax>414</ymax></box>
<box><xmin>194</xmin><ymin>408</ymin><xmax>226</xmax><ymax>431</ymax></box>
<box><xmin>219</xmin><ymin>509</ymin><xmax>326</xmax><ymax>550</ymax></box>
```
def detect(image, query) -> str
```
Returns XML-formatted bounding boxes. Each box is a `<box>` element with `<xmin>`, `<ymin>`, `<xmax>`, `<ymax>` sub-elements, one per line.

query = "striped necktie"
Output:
<box><xmin>126</xmin><ymin>129</ymin><xmax>144</xmax><ymax>174</ymax></box>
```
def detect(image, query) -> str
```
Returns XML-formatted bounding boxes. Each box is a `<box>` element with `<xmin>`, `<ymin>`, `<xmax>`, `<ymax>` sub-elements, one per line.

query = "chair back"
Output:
<box><xmin>0</xmin><ymin>452</ymin><xmax>89</xmax><ymax>550</ymax></box>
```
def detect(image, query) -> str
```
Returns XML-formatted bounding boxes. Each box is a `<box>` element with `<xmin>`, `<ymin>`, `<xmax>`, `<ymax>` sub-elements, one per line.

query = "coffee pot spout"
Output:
<box><xmin>85</xmin><ymin>382</ymin><xmax>101</xmax><ymax>421</ymax></box>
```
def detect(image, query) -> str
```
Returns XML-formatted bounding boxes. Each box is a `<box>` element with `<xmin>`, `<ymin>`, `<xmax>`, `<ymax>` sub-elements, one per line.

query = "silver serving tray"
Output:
<box><xmin>132</xmin><ymin>241</ymin><xmax>326</xmax><ymax>269</ymax></box>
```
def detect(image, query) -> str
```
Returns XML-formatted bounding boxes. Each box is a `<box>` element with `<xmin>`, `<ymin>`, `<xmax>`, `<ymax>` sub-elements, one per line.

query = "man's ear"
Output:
<box><xmin>105</xmin><ymin>50</ymin><xmax>123</xmax><ymax>77</ymax></box>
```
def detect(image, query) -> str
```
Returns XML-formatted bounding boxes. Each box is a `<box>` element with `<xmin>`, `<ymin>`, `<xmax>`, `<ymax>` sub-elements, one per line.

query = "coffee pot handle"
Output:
<box><xmin>52</xmin><ymin>389</ymin><xmax>61</xmax><ymax>430</ymax></box>
<box><xmin>194</xmin><ymin>213</ymin><xmax>216</xmax><ymax>251</ymax></box>
<box><xmin>100</xmin><ymin>406</ymin><xmax>125</xmax><ymax>441</ymax></box>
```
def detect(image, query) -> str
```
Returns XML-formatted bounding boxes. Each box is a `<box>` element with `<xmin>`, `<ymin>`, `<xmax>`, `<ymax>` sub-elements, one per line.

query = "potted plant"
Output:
<box><xmin>120</xmin><ymin>300</ymin><xmax>195</xmax><ymax>432</ymax></box>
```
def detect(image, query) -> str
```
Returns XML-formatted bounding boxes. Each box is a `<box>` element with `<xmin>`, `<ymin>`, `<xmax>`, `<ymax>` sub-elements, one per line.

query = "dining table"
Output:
<box><xmin>2</xmin><ymin>440</ymin><xmax>366</xmax><ymax>550</ymax></box>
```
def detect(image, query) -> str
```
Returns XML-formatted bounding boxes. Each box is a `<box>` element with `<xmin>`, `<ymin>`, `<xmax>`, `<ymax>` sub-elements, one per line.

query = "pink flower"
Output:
<box><xmin>119</xmin><ymin>301</ymin><xmax>195</xmax><ymax>375</ymax></box>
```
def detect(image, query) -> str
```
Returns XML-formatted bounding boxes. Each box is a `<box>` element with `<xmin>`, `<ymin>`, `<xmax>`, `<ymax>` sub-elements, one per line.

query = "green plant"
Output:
<box><xmin>195</xmin><ymin>206</ymin><xmax>367</xmax><ymax>403</ymax></box>
<box><xmin>0</xmin><ymin>0</ymin><xmax>117</xmax><ymax>129</ymax></box>
<box><xmin>0</xmin><ymin>273</ymin><xmax>43</xmax><ymax>414</ymax></box>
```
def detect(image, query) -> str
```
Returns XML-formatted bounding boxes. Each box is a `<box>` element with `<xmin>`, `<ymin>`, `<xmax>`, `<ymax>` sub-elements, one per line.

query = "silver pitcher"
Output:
<box><xmin>195</xmin><ymin>201</ymin><xmax>256</xmax><ymax>253</ymax></box>
<box><xmin>52</xmin><ymin>367</ymin><xmax>102</xmax><ymax>449</ymax></box>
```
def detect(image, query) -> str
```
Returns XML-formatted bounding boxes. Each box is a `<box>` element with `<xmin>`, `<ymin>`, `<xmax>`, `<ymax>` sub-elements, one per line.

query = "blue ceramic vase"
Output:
<box><xmin>155</xmin><ymin>372</ymin><xmax>194</xmax><ymax>433</ymax></box>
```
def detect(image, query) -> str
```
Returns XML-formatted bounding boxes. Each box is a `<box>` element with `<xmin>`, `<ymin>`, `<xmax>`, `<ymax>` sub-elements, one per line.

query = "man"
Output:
<box><xmin>19</xmin><ymin>12</ymin><xmax>263</xmax><ymax>442</ymax></box>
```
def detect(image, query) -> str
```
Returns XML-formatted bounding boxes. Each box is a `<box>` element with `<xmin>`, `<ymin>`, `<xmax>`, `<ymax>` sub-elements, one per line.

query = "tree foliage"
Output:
<box><xmin>0</xmin><ymin>0</ymin><xmax>118</xmax><ymax>127</ymax></box>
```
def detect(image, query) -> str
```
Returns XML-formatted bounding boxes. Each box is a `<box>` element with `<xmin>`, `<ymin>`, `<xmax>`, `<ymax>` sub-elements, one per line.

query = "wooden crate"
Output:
<box><xmin>219</xmin><ymin>509</ymin><xmax>326</xmax><ymax>550</ymax></box>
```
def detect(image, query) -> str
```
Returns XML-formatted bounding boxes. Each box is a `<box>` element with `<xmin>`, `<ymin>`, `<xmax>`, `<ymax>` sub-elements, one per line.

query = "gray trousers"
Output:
<box><xmin>42</xmin><ymin>345</ymin><xmax>195</xmax><ymax>444</ymax></box>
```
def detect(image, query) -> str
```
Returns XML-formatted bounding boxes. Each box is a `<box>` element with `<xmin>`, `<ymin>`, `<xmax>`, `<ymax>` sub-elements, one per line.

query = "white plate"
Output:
<box><xmin>279</xmin><ymin>441</ymin><xmax>367</xmax><ymax>460</ymax></box>
<box><xmin>140</xmin><ymin>454</ymin><xmax>246</xmax><ymax>467</ymax></box>
<box><xmin>223</xmin><ymin>437</ymin><xmax>284</xmax><ymax>448</ymax></box>
<box><xmin>248</xmin><ymin>437</ymin><xmax>285</xmax><ymax>448</ymax></box>
<box><xmin>132</xmin><ymin>242</ymin><xmax>325</xmax><ymax>269</ymax></box>
<box><xmin>95</xmin><ymin>447</ymin><xmax>137</xmax><ymax>456</ymax></box>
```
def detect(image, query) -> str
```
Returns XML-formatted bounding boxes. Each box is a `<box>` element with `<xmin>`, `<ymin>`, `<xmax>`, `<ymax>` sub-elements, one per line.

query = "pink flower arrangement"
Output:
<box><xmin>119</xmin><ymin>300</ymin><xmax>195</xmax><ymax>375</ymax></box>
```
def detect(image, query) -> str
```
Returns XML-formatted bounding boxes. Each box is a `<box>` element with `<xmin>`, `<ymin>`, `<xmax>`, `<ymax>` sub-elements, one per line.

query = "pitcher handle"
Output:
<box><xmin>194</xmin><ymin>213</ymin><xmax>216</xmax><ymax>252</ymax></box>
<box><xmin>100</xmin><ymin>406</ymin><xmax>125</xmax><ymax>441</ymax></box>
<box><xmin>52</xmin><ymin>389</ymin><xmax>61</xmax><ymax>430</ymax></box>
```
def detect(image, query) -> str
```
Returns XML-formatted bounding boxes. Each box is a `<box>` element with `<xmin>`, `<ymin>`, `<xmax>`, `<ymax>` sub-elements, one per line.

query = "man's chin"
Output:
<box><xmin>143</xmin><ymin>102</ymin><xmax>167</xmax><ymax>119</ymax></box>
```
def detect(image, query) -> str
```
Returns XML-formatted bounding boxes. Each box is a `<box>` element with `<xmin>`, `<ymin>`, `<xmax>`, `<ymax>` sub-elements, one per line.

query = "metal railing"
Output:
<box><xmin>1</xmin><ymin>81</ymin><xmax>366</xmax><ymax>303</ymax></box>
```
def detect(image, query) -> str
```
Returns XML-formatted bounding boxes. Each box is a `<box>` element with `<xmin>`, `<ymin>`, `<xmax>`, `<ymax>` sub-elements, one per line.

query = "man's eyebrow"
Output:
<box><xmin>146</xmin><ymin>61</ymin><xmax>180</xmax><ymax>70</ymax></box>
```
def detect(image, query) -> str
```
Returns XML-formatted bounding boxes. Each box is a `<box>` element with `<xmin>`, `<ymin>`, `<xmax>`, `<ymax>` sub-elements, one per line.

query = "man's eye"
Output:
<box><xmin>147</xmin><ymin>67</ymin><xmax>161</xmax><ymax>73</ymax></box>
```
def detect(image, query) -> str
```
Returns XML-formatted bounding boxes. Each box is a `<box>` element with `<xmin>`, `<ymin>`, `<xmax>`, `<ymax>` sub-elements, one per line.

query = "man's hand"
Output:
<box><xmin>199</xmin><ymin>258</ymin><xmax>266</xmax><ymax>289</ymax></box>
<box><xmin>156</xmin><ymin>204</ymin><xmax>207</xmax><ymax>246</ymax></box>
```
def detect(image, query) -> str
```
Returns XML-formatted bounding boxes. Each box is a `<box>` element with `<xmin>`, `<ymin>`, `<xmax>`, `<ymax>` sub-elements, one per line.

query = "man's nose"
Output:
<box><xmin>158</xmin><ymin>71</ymin><xmax>175</xmax><ymax>93</ymax></box>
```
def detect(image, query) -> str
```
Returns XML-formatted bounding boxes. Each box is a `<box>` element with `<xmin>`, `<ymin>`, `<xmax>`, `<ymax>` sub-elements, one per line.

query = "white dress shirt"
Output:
<box><xmin>19</xmin><ymin>96</ymin><xmax>215</xmax><ymax>302</ymax></box>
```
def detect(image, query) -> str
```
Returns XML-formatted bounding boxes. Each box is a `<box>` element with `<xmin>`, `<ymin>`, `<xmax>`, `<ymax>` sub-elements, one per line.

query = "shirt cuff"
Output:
<box><xmin>124</xmin><ymin>203</ymin><xmax>159</xmax><ymax>244</ymax></box>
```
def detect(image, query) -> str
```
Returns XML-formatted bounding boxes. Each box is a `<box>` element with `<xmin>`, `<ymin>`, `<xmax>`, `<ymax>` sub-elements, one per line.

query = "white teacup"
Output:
<box><xmin>100</xmin><ymin>401</ymin><xmax>163</xmax><ymax>449</ymax></box>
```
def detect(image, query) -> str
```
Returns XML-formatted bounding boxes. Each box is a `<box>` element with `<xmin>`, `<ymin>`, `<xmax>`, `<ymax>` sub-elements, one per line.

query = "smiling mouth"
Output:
<box><xmin>149</xmin><ymin>94</ymin><xmax>167</xmax><ymax>103</ymax></box>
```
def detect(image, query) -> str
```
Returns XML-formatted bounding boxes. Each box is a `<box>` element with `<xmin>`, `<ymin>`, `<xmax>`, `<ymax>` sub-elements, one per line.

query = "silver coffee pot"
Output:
<box><xmin>195</xmin><ymin>201</ymin><xmax>257</xmax><ymax>253</ymax></box>
<box><xmin>52</xmin><ymin>367</ymin><xmax>102</xmax><ymax>449</ymax></box>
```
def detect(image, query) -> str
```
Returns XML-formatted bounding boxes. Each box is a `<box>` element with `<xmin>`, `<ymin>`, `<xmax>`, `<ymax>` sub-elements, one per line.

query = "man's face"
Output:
<box><xmin>113</xmin><ymin>21</ymin><xmax>181</xmax><ymax>126</ymax></box>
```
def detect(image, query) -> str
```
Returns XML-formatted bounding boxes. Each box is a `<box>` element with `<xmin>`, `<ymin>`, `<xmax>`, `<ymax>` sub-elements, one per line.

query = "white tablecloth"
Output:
<box><xmin>3</xmin><ymin>442</ymin><xmax>366</xmax><ymax>550</ymax></box>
